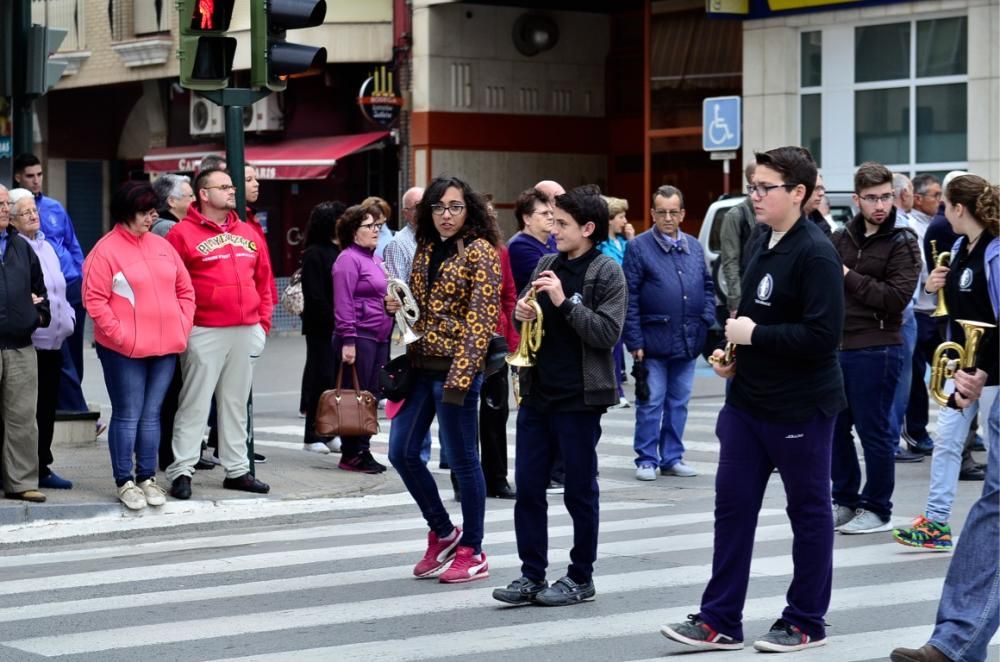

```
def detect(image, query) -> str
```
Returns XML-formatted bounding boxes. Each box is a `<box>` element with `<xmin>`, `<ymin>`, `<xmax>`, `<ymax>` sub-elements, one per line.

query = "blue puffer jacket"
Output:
<box><xmin>622</xmin><ymin>229</ymin><xmax>715</xmax><ymax>359</ymax></box>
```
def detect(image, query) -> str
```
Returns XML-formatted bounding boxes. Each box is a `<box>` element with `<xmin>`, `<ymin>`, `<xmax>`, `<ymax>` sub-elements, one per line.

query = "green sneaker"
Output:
<box><xmin>893</xmin><ymin>516</ymin><xmax>952</xmax><ymax>551</ymax></box>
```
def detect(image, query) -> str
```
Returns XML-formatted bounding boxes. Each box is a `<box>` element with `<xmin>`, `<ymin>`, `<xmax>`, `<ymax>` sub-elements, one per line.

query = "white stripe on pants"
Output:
<box><xmin>167</xmin><ymin>325</ymin><xmax>265</xmax><ymax>481</ymax></box>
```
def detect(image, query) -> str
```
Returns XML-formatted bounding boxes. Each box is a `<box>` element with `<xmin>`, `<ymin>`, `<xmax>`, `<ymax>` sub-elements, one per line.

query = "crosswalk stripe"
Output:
<box><xmin>0</xmin><ymin>501</ymin><xmax>671</xmax><ymax>570</ymax></box>
<box><xmin>0</xmin><ymin>515</ymin><xmax>799</xmax><ymax>597</ymax></box>
<box><xmin>187</xmin><ymin>579</ymin><xmax>950</xmax><ymax>662</ymax></box>
<box><xmin>1</xmin><ymin>545</ymin><xmax>950</xmax><ymax>656</ymax></box>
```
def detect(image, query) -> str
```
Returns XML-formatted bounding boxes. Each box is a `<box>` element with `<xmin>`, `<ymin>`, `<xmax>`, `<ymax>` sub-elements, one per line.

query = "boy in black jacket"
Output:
<box><xmin>493</xmin><ymin>186</ymin><xmax>626</xmax><ymax>607</ymax></box>
<box><xmin>661</xmin><ymin>147</ymin><xmax>847</xmax><ymax>653</ymax></box>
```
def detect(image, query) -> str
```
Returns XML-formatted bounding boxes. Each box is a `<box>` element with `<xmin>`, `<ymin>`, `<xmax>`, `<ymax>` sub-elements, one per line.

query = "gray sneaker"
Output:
<box><xmin>661</xmin><ymin>461</ymin><xmax>698</xmax><ymax>477</ymax></box>
<box><xmin>533</xmin><ymin>576</ymin><xmax>595</xmax><ymax>606</ymax></box>
<box><xmin>753</xmin><ymin>619</ymin><xmax>826</xmax><ymax>652</ymax></box>
<box><xmin>833</xmin><ymin>504</ymin><xmax>855</xmax><ymax>529</ymax></box>
<box><xmin>840</xmin><ymin>508</ymin><xmax>892</xmax><ymax>534</ymax></box>
<box><xmin>661</xmin><ymin>614</ymin><xmax>743</xmax><ymax>650</ymax></box>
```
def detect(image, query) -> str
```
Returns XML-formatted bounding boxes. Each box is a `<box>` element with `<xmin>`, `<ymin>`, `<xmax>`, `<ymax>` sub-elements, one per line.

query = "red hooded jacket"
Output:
<box><xmin>166</xmin><ymin>205</ymin><xmax>274</xmax><ymax>332</ymax></box>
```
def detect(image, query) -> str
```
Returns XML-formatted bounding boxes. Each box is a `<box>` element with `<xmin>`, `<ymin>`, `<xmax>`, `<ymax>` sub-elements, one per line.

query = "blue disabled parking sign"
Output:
<box><xmin>702</xmin><ymin>96</ymin><xmax>741</xmax><ymax>152</ymax></box>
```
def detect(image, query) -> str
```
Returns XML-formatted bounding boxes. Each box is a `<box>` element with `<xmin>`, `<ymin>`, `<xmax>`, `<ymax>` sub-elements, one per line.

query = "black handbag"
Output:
<box><xmin>379</xmin><ymin>354</ymin><xmax>413</xmax><ymax>402</ymax></box>
<box><xmin>483</xmin><ymin>335</ymin><xmax>509</xmax><ymax>378</ymax></box>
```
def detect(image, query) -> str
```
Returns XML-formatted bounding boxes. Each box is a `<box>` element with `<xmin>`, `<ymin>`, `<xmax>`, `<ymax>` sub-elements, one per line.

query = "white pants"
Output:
<box><xmin>167</xmin><ymin>324</ymin><xmax>265</xmax><ymax>481</ymax></box>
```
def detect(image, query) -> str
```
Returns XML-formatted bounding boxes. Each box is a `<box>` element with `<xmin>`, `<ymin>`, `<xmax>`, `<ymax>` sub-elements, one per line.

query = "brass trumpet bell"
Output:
<box><xmin>387</xmin><ymin>278</ymin><xmax>422</xmax><ymax>345</ymax></box>
<box><xmin>929</xmin><ymin>239</ymin><xmax>951</xmax><ymax>319</ymax></box>
<box><xmin>506</xmin><ymin>289</ymin><xmax>543</xmax><ymax>368</ymax></box>
<box><xmin>708</xmin><ymin>342</ymin><xmax>736</xmax><ymax>367</ymax></box>
<box><xmin>928</xmin><ymin>319</ymin><xmax>995</xmax><ymax>406</ymax></box>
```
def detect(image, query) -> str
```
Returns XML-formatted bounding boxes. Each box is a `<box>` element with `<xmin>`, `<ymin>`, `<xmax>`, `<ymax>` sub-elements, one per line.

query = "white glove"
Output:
<box><xmin>725</xmin><ymin>316</ymin><xmax>756</xmax><ymax>346</ymax></box>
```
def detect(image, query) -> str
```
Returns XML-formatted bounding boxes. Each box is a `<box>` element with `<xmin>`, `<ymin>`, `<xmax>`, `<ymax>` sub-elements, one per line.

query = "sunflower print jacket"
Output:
<box><xmin>408</xmin><ymin>236</ymin><xmax>502</xmax><ymax>405</ymax></box>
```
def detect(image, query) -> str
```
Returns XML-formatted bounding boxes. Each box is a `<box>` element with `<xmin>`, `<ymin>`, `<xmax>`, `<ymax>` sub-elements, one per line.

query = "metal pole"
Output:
<box><xmin>224</xmin><ymin>103</ymin><xmax>247</xmax><ymax>220</ymax></box>
<box><xmin>12</xmin><ymin>0</ymin><xmax>32</xmax><ymax>157</ymax></box>
<box><xmin>722</xmin><ymin>158</ymin><xmax>731</xmax><ymax>195</ymax></box>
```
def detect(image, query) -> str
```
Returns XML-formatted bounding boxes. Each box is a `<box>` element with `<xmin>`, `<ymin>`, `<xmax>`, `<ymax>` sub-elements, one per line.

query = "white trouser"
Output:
<box><xmin>167</xmin><ymin>324</ymin><xmax>265</xmax><ymax>481</ymax></box>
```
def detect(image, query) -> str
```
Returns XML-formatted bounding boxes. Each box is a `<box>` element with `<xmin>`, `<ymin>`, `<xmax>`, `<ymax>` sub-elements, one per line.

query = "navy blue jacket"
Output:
<box><xmin>622</xmin><ymin>229</ymin><xmax>715</xmax><ymax>359</ymax></box>
<box><xmin>0</xmin><ymin>227</ymin><xmax>51</xmax><ymax>349</ymax></box>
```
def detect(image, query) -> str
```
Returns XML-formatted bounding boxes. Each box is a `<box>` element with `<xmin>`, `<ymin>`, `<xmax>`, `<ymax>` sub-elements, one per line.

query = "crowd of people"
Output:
<box><xmin>0</xmin><ymin>146</ymin><xmax>995</xmax><ymax>660</ymax></box>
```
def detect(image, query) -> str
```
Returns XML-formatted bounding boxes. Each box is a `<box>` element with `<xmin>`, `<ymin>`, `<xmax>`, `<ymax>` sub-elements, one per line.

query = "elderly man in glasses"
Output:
<box><xmin>622</xmin><ymin>185</ymin><xmax>715</xmax><ymax>481</ymax></box>
<box><xmin>829</xmin><ymin>162</ymin><xmax>921</xmax><ymax>534</ymax></box>
<box><xmin>163</xmin><ymin>168</ymin><xmax>274</xmax><ymax>500</ymax></box>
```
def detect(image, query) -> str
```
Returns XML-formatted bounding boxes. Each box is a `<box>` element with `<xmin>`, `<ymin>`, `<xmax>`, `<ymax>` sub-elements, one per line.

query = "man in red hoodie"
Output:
<box><xmin>165</xmin><ymin>168</ymin><xmax>273</xmax><ymax>499</ymax></box>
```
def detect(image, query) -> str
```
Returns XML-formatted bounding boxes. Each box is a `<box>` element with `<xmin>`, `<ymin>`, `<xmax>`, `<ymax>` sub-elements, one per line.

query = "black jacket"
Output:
<box><xmin>0</xmin><ymin>227</ymin><xmax>51</xmax><ymax>348</ymax></box>
<box><xmin>729</xmin><ymin>216</ymin><xmax>847</xmax><ymax>423</ymax></box>
<box><xmin>300</xmin><ymin>242</ymin><xmax>340</xmax><ymax>337</ymax></box>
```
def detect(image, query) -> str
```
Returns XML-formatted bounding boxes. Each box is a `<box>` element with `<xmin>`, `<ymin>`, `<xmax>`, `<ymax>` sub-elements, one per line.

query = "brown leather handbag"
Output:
<box><xmin>315</xmin><ymin>363</ymin><xmax>380</xmax><ymax>437</ymax></box>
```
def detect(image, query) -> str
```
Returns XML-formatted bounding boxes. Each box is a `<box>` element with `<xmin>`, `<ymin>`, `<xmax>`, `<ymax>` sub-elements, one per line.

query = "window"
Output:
<box><xmin>801</xmin><ymin>32</ymin><xmax>822</xmax><ymax>87</ymax></box>
<box><xmin>799</xmin><ymin>32</ymin><xmax>822</xmax><ymax>165</ymax></box>
<box><xmin>801</xmin><ymin>94</ymin><xmax>822</xmax><ymax>166</ymax></box>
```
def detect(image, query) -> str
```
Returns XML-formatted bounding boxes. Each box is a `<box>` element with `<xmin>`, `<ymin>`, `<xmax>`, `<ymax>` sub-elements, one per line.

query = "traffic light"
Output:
<box><xmin>177</xmin><ymin>0</ymin><xmax>237</xmax><ymax>91</ymax></box>
<box><xmin>250</xmin><ymin>0</ymin><xmax>328</xmax><ymax>92</ymax></box>
<box><xmin>25</xmin><ymin>25</ymin><xmax>67</xmax><ymax>96</ymax></box>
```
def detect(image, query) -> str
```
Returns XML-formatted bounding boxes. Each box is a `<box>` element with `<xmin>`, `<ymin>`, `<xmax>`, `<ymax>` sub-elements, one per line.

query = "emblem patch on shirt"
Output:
<box><xmin>756</xmin><ymin>274</ymin><xmax>774</xmax><ymax>304</ymax></box>
<box><xmin>959</xmin><ymin>267</ymin><xmax>973</xmax><ymax>291</ymax></box>
<box><xmin>569</xmin><ymin>292</ymin><xmax>583</xmax><ymax>305</ymax></box>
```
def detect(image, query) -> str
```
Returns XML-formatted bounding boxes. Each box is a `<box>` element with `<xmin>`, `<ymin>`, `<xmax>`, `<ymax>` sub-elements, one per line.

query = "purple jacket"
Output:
<box><xmin>333</xmin><ymin>244</ymin><xmax>392</xmax><ymax>343</ymax></box>
<box><xmin>25</xmin><ymin>231</ymin><xmax>75</xmax><ymax>351</ymax></box>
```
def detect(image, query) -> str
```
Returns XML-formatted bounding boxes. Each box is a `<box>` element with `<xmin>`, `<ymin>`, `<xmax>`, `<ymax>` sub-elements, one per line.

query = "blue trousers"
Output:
<box><xmin>388</xmin><ymin>372</ymin><xmax>485</xmax><ymax>552</ymax></box>
<box><xmin>633</xmin><ymin>356</ymin><xmax>695</xmax><ymax>470</ymax></box>
<box><xmin>905</xmin><ymin>311</ymin><xmax>941</xmax><ymax>443</ymax></box>
<box><xmin>96</xmin><ymin>345</ymin><xmax>176</xmax><ymax>486</ymax></box>
<box><xmin>891</xmin><ymin>308</ymin><xmax>917</xmax><ymax>443</ymax></box>
<box><xmin>700</xmin><ymin>405</ymin><xmax>835</xmax><ymax>642</ymax></box>
<box><xmin>929</xmin><ymin>388</ymin><xmax>999</xmax><ymax>662</ymax></box>
<box><xmin>514</xmin><ymin>404</ymin><xmax>602</xmax><ymax>584</ymax></box>
<box><xmin>832</xmin><ymin>345</ymin><xmax>904</xmax><ymax>521</ymax></box>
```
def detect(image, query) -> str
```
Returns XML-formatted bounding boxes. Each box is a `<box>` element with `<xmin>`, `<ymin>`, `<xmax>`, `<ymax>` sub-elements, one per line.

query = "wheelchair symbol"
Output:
<box><xmin>708</xmin><ymin>103</ymin><xmax>735</xmax><ymax>146</ymax></box>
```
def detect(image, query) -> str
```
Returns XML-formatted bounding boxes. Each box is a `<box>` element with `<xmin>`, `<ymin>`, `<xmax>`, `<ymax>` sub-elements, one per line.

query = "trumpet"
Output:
<box><xmin>708</xmin><ymin>342</ymin><xmax>736</xmax><ymax>367</ymax></box>
<box><xmin>930</xmin><ymin>239</ymin><xmax>951</xmax><ymax>318</ymax></box>
<box><xmin>387</xmin><ymin>278</ymin><xmax>422</xmax><ymax>345</ymax></box>
<box><xmin>928</xmin><ymin>319</ymin><xmax>995</xmax><ymax>407</ymax></box>
<box><xmin>506</xmin><ymin>289</ymin><xmax>543</xmax><ymax>368</ymax></box>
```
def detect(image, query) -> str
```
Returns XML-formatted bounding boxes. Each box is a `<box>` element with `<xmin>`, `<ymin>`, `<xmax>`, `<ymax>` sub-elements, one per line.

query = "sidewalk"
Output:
<box><xmin>0</xmin><ymin>335</ymin><xmax>727</xmax><ymax>527</ymax></box>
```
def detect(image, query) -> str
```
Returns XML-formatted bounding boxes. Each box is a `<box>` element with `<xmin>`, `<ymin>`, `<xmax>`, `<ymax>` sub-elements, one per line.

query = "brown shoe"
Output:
<box><xmin>5</xmin><ymin>490</ymin><xmax>47</xmax><ymax>503</ymax></box>
<box><xmin>890</xmin><ymin>644</ymin><xmax>951</xmax><ymax>662</ymax></box>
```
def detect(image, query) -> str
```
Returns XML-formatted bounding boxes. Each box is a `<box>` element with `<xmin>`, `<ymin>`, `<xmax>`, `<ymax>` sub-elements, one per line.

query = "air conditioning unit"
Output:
<box><xmin>243</xmin><ymin>95</ymin><xmax>284</xmax><ymax>133</ymax></box>
<box><xmin>189</xmin><ymin>97</ymin><xmax>223</xmax><ymax>137</ymax></box>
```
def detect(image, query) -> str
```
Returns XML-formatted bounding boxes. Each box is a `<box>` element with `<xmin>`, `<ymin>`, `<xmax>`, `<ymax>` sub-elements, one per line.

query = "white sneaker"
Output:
<box><xmin>325</xmin><ymin>438</ymin><xmax>342</xmax><ymax>453</ymax></box>
<box><xmin>117</xmin><ymin>481</ymin><xmax>147</xmax><ymax>510</ymax></box>
<box><xmin>303</xmin><ymin>441</ymin><xmax>331</xmax><ymax>454</ymax></box>
<box><xmin>662</xmin><ymin>461</ymin><xmax>698</xmax><ymax>477</ymax></box>
<box><xmin>833</xmin><ymin>504</ymin><xmax>855</xmax><ymax>530</ymax></box>
<box><xmin>137</xmin><ymin>478</ymin><xmax>167</xmax><ymax>506</ymax></box>
<box><xmin>839</xmin><ymin>508</ymin><xmax>892</xmax><ymax>534</ymax></box>
<box><xmin>635</xmin><ymin>465</ymin><xmax>657</xmax><ymax>481</ymax></box>
<box><xmin>612</xmin><ymin>397</ymin><xmax>631</xmax><ymax>409</ymax></box>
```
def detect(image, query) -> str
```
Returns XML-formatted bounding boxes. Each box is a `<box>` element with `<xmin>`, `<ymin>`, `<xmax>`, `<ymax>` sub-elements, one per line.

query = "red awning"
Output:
<box><xmin>143</xmin><ymin>131</ymin><xmax>389</xmax><ymax>180</ymax></box>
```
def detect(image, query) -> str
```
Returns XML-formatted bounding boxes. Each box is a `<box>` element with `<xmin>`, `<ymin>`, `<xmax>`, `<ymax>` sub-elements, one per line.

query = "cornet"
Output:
<box><xmin>387</xmin><ymin>278</ymin><xmax>422</xmax><ymax>345</ymax></box>
<box><xmin>506</xmin><ymin>289</ymin><xmax>543</xmax><ymax>368</ymax></box>
<box><xmin>930</xmin><ymin>239</ymin><xmax>951</xmax><ymax>318</ymax></box>
<box><xmin>708</xmin><ymin>342</ymin><xmax>736</xmax><ymax>367</ymax></box>
<box><xmin>928</xmin><ymin>319</ymin><xmax>995</xmax><ymax>407</ymax></box>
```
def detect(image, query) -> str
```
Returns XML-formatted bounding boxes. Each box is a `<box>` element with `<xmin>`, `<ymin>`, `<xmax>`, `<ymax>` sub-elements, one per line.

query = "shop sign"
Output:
<box><xmin>358</xmin><ymin>65</ymin><xmax>402</xmax><ymax>128</ymax></box>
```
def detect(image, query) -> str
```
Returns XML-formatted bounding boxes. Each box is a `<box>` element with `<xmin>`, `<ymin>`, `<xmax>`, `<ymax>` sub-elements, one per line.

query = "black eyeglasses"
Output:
<box><xmin>652</xmin><ymin>210</ymin><xmax>682</xmax><ymax>219</ymax></box>
<box><xmin>359</xmin><ymin>222</ymin><xmax>385</xmax><ymax>232</ymax></box>
<box><xmin>858</xmin><ymin>193</ymin><xmax>894</xmax><ymax>205</ymax></box>
<box><xmin>430</xmin><ymin>203</ymin><xmax>466</xmax><ymax>216</ymax></box>
<box><xmin>747</xmin><ymin>183</ymin><xmax>796</xmax><ymax>198</ymax></box>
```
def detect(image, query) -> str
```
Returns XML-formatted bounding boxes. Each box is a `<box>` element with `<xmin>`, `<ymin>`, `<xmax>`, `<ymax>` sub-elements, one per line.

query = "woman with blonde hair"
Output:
<box><xmin>599</xmin><ymin>196</ymin><xmax>634</xmax><ymax>407</ymax></box>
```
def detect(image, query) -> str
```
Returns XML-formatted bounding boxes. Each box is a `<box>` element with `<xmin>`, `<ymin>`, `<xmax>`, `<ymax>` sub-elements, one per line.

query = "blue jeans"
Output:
<box><xmin>388</xmin><ymin>371</ymin><xmax>485</xmax><ymax>552</ymax></box>
<box><xmin>832</xmin><ymin>345</ymin><xmax>904</xmax><ymax>521</ymax></box>
<box><xmin>633</xmin><ymin>356</ymin><xmax>696</xmax><ymax>470</ymax></box>
<box><xmin>96</xmin><ymin>345</ymin><xmax>177</xmax><ymax>485</ymax></box>
<box><xmin>929</xmin><ymin>387</ymin><xmax>999</xmax><ymax>662</ymax></box>
<box><xmin>926</xmin><ymin>391</ymin><xmax>986</xmax><ymax>523</ymax></box>
<box><xmin>906</xmin><ymin>311</ymin><xmax>941</xmax><ymax>443</ymax></box>
<box><xmin>891</xmin><ymin>307</ymin><xmax>917</xmax><ymax>446</ymax></box>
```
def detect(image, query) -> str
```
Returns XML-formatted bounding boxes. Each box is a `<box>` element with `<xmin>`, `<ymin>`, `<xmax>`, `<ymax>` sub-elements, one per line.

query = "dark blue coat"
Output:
<box><xmin>622</xmin><ymin>229</ymin><xmax>715</xmax><ymax>359</ymax></box>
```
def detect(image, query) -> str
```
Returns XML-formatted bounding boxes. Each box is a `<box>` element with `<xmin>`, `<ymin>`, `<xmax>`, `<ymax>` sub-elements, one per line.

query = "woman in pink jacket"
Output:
<box><xmin>83</xmin><ymin>182</ymin><xmax>195</xmax><ymax>510</ymax></box>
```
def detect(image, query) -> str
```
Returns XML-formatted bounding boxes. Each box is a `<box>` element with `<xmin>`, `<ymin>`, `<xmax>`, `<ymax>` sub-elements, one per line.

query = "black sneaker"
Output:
<box><xmin>533</xmin><ymin>576</ymin><xmax>595</xmax><ymax>606</ymax></box>
<box><xmin>338</xmin><ymin>451</ymin><xmax>386</xmax><ymax>474</ymax></box>
<box><xmin>222</xmin><ymin>473</ymin><xmax>270</xmax><ymax>494</ymax></box>
<box><xmin>254</xmin><ymin>452</ymin><xmax>267</xmax><ymax>464</ymax></box>
<box><xmin>170</xmin><ymin>475</ymin><xmax>192</xmax><ymax>500</ymax></box>
<box><xmin>492</xmin><ymin>576</ymin><xmax>548</xmax><ymax>606</ymax></box>
<box><xmin>752</xmin><ymin>619</ymin><xmax>826</xmax><ymax>652</ymax></box>
<box><xmin>661</xmin><ymin>614</ymin><xmax>743</xmax><ymax>650</ymax></box>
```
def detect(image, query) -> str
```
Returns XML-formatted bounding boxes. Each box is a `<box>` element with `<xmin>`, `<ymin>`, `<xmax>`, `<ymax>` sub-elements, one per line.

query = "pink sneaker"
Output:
<box><xmin>413</xmin><ymin>527</ymin><xmax>461</xmax><ymax>578</ymax></box>
<box><xmin>438</xmin><ymin>545</ymin><xmax>489</xmax><ymax>584</ymax></box>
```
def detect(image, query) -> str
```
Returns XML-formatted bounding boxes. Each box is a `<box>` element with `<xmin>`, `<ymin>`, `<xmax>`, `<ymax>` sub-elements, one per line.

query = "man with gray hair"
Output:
<box><xmin>0</xmin><ymin>184</ymin><xmax>51</xmax><ymax>503</ymax></box>
<box><xmin>384</xmin><ymin>186</ymin><xmax>424</xmax><ymax>282</ymax></box>
<box><xmin>151</xmin><ymin>174</ymin><xmax>194</xmax><ymax>237</ymax></box>
<box><xmin>893</xmin><ymin>173</ymin><xmax>914</xmax><ymax>225</ymax></box>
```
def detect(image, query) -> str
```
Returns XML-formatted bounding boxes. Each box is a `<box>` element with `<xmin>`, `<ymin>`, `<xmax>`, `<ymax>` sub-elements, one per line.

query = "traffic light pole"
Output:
<box><xmin>12</xmin><ymin>0</ymin><xmax>33</xmax><ymax>157</ymax></box>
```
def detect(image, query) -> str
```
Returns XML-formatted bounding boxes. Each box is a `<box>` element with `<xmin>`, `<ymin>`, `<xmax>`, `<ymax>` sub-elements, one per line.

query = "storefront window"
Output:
<box><xmin>801</xmin><ymin>31</ymin><xmax>822</xmax><ymax>87</ymax></box>
<box><xmin>855</xmin><ymin>22</ymin><xmax>910</xmax><ymax>82</ymax></box>
<box><xmin>855</xmin><ymin>88</ymin><xmax>909</xmax><ymax>164</ymax></box>
<box><xmin>916</xmin><ymin>83</ymin><xmax>967</xmax><ymax>163</ymax></box>
<box><xmin>917</xmin><ymin>17</ymin><xmax>967</xmax><ymax>77</ymax></box>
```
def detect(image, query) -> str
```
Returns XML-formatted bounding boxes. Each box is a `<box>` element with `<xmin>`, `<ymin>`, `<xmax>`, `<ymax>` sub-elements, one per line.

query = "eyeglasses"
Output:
<box><xmin>531</xmin><ymin>208</ymin><xmax>554</xmax><ymax>217</ymax></box>
<box><xmin>652</xmin><ymin>210</ymin><xmax>683</xmax><ymax>219</ymax></box>
<box><xmin>359</xmin><ymin>222</ymin><xmax>385</xmax><ymax>232</ymax></box>
<box><xmin>204</xmin><ymin>184</ymin><xmax>236</xmax><ymax>192</ymax></box>
<box><xmin>430</xmin><ymin>203</ymin><xmax>466</xmax><ymax>216</ymax></box>
<box><xmin>747</xmin><ymin>183</ymin><xmax>795</xmax><ymax>198</ymax></box>
<box><xmin>15</xmin><ymin>209</ymin><xmax>39</xmax><ymax>219</ymax></box>
<box><xmin>858</xmin><ymin>193</ymin><xmax>895</xmax><ymax>205</ymax></box>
